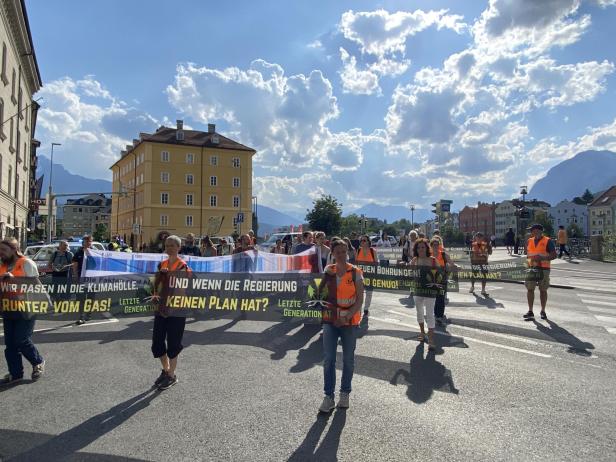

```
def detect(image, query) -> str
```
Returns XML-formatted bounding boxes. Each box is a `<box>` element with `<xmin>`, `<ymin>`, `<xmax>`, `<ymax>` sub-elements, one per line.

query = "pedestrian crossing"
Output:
<box><xmin>578</xmin><ymin>292</ymin><xmax>616</xmax><ymax>335</ymax></box>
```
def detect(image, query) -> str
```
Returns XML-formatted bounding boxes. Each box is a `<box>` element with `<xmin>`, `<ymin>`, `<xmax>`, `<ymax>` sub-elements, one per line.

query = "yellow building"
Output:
<box><xmin>110</xmin><ymin>121</ymin><xmax>255</xmax><ymax>248</ymax></box>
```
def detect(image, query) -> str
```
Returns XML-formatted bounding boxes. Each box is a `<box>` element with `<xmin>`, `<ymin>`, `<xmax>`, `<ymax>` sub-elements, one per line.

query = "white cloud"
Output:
<box><xmin>340</xmin><ymin>9</ymin><xmax>466</xmax><ymax>57</ymax></box>
<box><xmin>37</xmin><ymin>76</ymin><xmax>158</xmax><ymax>179</ymax></box>
<box><xmin>166</xmin><ymin>59</ymin><xmax>339</xmax><ymax>166</ymax></box>
<box><xmin>335</xmin><ymin>8</ymin><xmax>466</xmax><ymax>94</ymax></box>
<box><xmin>338</xmin><ymin>48</ymin><xmax>381</xmax><ymax>95</ymax></box>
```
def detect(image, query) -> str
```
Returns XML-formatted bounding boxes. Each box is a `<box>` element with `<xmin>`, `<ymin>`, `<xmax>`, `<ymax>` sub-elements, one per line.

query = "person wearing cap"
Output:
<box><xmin>523</xmin><ymin>224</ymin><xmax>557</xmax><ymax>321</ymax></box>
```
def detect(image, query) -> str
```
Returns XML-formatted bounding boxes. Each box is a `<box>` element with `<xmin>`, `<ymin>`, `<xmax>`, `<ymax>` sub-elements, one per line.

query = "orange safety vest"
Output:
<box><xmin>435</xmin><ymin>250</ymin><xmax>446</xmax><ymax>268</ymax></box>
<box><xmin>322</xmin><ymin>263</ymin><xmax>362</xmax><ymax>326</ymax></box>
<box><xmin>527</xmin><ymin>236</ymin><xmax>551</xmax><ymax>269</ymax></box>
<box><xmin>159</xmin><ymin>257</ymin><xmax>188</xmax><ymax>272</ymax></box>
<box><xmin>0</xmin><ymin>256</ymin><xmax>27</xmax><ymax>276</ymax></box>
<box><xmin>356</xmin><ymin>247</ymin><xmax>376</xmax><ymax>263</ymax></box>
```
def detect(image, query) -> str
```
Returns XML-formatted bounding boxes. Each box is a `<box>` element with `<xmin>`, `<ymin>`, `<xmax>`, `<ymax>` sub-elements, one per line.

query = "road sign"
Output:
<box><xmin>441</xmin><ymin>203</ymin><xmax>451</xmax><ymax>212</ymax></box>
<box><xmin>237</xmin><ymin>212</ymin><xmax>244</xmax><ymax>223</ymax></box>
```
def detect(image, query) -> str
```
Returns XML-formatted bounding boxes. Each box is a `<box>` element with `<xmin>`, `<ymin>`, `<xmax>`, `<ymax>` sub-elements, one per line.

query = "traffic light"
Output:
<box><xmin>431</xmin><ymin>203</ymin><xmax>440</xmax><ymax>215</ymax></box>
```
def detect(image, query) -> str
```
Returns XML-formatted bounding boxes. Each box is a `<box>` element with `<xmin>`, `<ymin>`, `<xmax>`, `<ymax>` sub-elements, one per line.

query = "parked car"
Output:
<box><xmin>25</xmin><ymin>244</ymin><xmax>46</xmax><ymax>257</ymax></box>
<box><xmin>32</xmin><ymin>241</ymin><xmax>106</xmax><ymax>275</ymax></box>
<box><xmin>256</xmin><ymin>232</ymin><xmax>303</xmax><ymax>253</ymax></box>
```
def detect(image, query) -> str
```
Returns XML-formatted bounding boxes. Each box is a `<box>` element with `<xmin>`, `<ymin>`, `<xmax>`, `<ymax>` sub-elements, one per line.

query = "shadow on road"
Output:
<box><xmin>532</xmin><ymin>319</ymin><xmax>595</xmax><ymax>356</ymax></box>
<box><xmin>472</xmin><ymin>294</ymin><xmax>505</xmax><ymax>309</ymax></box>
<box><xmin>5</xmin><ymin>389</ymin><xmax>160</xmax><ymax>461</ymax></box>
<box><xmin>288</xmin><ymin>410</ymin><xmax>347</xmax><ymax>462</ymax></box>
<box><xmin>389</xmin><ymin>343</ymin><xmax>459</xmax><ymax>404</ymax></box>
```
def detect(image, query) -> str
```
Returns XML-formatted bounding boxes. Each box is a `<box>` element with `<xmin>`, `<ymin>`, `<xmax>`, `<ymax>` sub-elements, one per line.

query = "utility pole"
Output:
<box><xmin>47</xmin><ymin>143</ymin><xmax>61</xmax><ymax>243</ymax></box>
<box><xmin>409</xmin><ymin>204</ymin><xmax>415</xmax><ymax>229</ymax></box>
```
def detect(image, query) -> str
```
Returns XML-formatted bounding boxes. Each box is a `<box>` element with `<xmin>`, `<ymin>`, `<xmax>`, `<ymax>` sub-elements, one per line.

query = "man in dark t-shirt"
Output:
<box><xmin>72</xmin><ymin>235</ymin><xmax>93</xmax><ymax>324</ymax></box>
<box><xmin>293</xmin><ymin>231</ymin><xmax>314</xmax><ymax>254</ymax></box>
<box><xmin>180</xmin><ymin>233</ymin><xmax>201</xmax><ymax>257</ymax></box>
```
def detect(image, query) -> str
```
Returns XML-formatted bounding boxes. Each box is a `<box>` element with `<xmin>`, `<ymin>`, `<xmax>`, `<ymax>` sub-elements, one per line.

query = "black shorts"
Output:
<box><xmin>151</xmin><ymin>315</ymin><xmax>187</xmax><ymax>359</ymax></box>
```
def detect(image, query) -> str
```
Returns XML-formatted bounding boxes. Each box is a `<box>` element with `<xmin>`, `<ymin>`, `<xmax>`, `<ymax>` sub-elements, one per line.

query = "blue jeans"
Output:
<box><xmin>322</xmin><ymin>323</ymin><xmax>357</xmax><ymax>397</ymax></box>
<box><xmin>3</xmin><ymin>318</ymin><xmax>44</xmax><ymax>378</ymax></box>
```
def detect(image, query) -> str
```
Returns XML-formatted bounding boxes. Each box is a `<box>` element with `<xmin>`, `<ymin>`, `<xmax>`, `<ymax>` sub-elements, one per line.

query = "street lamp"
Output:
<box><xmin>47</xmin><ymin>143</ymin><xmax>61</xmax><ymax>243</ymax></box>
<box><xmin>409</xmin><ymin>204</ymin><xmax>415</xmax><ymax>229</ymax></box>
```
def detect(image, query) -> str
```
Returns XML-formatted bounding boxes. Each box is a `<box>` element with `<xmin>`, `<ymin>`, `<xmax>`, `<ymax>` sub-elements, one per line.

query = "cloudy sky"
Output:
<box><xmin>28</xmin><ymin>0</ymin><xmax>616</xmax><ymax>214</ymax></box>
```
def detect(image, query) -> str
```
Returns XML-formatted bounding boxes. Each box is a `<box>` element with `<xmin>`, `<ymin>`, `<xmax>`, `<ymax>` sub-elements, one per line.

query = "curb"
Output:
<box><xmin>493</xmin><ymin>279</ymin><xmax>575</xmax><ymax>290</ymax></box>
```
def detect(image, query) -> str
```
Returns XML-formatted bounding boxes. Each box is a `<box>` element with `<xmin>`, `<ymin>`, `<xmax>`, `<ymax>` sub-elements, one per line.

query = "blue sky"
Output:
<box><xmin>27</xmin><ymin>0</ymin><xmax>616</xmax><ymax>214</ymax></box>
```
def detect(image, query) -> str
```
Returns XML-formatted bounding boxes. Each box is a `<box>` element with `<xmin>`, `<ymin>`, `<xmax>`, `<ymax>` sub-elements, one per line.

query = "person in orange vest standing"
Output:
<box><xmin>0</xmin><ymin>238</ymin><xmax>45</xmax><ymax>385</ymax></box>
<box><xmin>557</xmin><ymin>225</ymin><xmax>571</xmax><ymax>259</ymax></box>
<box><xmin>318</xmin><ymin>239</ymin><xmax>364</xmax><ymax>412</ymax></box>
<box><xmin>523</xmin><ymin>224</ymin><xmax>557</xmax><ymax>321</ymax></box>
<box><xmin>150</xmin><ymin>235</ymin><xmax>191</xmax><ymax>390</ymax></box>
<box><xmin>469</xmin><ymin>232</ymin><xmax>492</xmax><ymax>297</ymax></box>
<box><xmin>355</xmin><ymin>234</ymin><xmax>376</xmax><ymax>319</ymax></box>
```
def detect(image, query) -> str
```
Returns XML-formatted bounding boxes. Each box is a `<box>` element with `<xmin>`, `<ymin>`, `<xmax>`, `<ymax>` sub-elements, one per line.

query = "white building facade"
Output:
<box><xmin>495</xmin><ymin>200</ymin><xmax>517</xmax><ymax>239</ymax></box>
<box><xmin>549</xmin><ymin>200</ymin><xmax>589</xmax><ymax>237</ymax></box>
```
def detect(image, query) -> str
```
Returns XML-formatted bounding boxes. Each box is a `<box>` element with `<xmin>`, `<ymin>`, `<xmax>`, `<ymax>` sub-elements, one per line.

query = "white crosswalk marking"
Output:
<box><xmin>578</xmin><ymin>292</ymin><xmax>616</xmax><ymax>334</ymax></box>
<box><xmin>580</xmin><ymin>299</ymin><xmax>615</xmax><ymax>307</ymax></box>
<box><xmin>594</xmin><ymin>315</ymin><xmax>616</xmax><ymax>327</ymax></box>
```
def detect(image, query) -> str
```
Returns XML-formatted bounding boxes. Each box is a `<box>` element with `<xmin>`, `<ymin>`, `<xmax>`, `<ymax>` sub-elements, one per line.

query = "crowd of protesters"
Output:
<box><xmin>2</xmin><ymin>223</ymin><xmax>557</xmax><ymax>412</ymax></box>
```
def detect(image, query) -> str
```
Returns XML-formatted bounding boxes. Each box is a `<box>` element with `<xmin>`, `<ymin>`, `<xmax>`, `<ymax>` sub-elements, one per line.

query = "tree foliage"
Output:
<box><xmin>306</xmin><ymin>195</ymin><xmax>343</xmax><ymax>236</ymax></box>
<box><xmin>533</xmin><ymin>211</ymin><xmax>554</xmax><ymax>236</ymax></box>
<box><xmin>567</xmin><ymin>223</ymin><xmax>584</xmax><ymax>238</ymax></box>
<box><xmin>93</xmin><ymin>223</ymin><xmax>109</xmax><ymax>242</ymax></box>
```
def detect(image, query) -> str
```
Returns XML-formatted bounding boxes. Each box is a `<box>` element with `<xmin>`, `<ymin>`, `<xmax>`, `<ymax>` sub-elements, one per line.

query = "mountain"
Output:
<box><xmin>529</xmin><ymin>150</ymin><xmax>616</xmax><ymax>204</ymax></box>
<box><xmin>256</xmin><ymin>205</ymin><xmax>303</xmax><ymax>234</ymax></box>
<box><xmin>346</xmin><ymin>203</ymin><xmax>431</xmax><ymax>223</ymax></box>
<box><xmin>37</xmin><ymin>156</ymin><xmax>112</xmax><ymax>201</ymax></box>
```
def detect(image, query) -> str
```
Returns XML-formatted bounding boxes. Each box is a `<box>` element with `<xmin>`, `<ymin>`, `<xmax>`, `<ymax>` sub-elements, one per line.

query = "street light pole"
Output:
<box><xmin>47</xmin><ymin>143</ymin><xmax>61</xmax><ymax>243</ymax></box>
<box><xmin>409</xmin><ymin>204</ymin><xmax>415</xmax><ymax>229</ymax></box>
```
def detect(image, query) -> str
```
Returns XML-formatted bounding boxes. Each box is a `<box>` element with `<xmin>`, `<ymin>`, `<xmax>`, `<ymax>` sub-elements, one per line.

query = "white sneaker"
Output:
<box><xmin>337</xmin><ymin>392</ymin><xmax>350</xmax><ymax>409</ymax></box>
<box><xmin>319</xmin><ymin>395</ymin><xmax>335</xmax><ymax>413</ymax></box>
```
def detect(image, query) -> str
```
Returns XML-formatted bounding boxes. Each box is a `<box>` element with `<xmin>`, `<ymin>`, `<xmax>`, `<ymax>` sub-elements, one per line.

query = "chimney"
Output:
<box><xmin>176</xmin><ymin>120</ymin><xmax>184</xmax><ymax>130</ymax></box>
<box><xmin>208</xmin><ymin>123</ymin><xmax>216</xmax><ymax>133</ymax></box>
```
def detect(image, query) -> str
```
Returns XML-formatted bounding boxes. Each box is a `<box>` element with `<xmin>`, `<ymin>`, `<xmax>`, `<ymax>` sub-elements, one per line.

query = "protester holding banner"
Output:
<box><xmin>523</xmin><ymin>224</ymin><xmax>557</xmax><ymax>321</ymax></box>
<box><xmin>356</xmin><ymin>234</ymin><xmax>377</xmax><ymax>318</ymax></box>
<box><xmin>49</xmin><ymin>240</ymin><xmax>73</xmax><ymax>300</ymax></box>
<box><xmin>318</xmin><ymin>239</ymin><xmax>364</xmax><ymax>412</ymax></box>
<box><xmin>180</xmin><ymin>233</ymin><xmax>201</xmax><ymax>257</ymax></box>
<box><xmin>0</xmin><ymin>238</ymin><xmax>45</xmax><ymax>385</ymax></box>
<box><xmin>314</xmin><ymin>232</ymin><xmax>331</xmax><ymax>269</ymax></box>
<box><xmin>200</xmin><ymin>236</ymin><xmax>218</xmax><ymax>257</ymax></box>
<box><xmin>271</xmin><ymin>239</ymin><xmax>286</xmax><ymax>254</ymax></box>
<box><xmin>431</xmin><ymin>238</ymin><xmax>452</xmax><ymax>325</ymax></box>
<box><xmin>469</xmin><ymin>232</ymin><xmax>492</xmax><ymax>297</ymax></box>
<box><xmin>150</xmin><ymin>235</ymin><xmax>191</xmax><ymax>390</ymax></box>
<box><xmin>293</xmin><ymin>231</ymin><xmax>314</xmax><ymax>254</ymax></box>
<box><xmin>233</xmin><ymin>234</ymin><xmax>255</xmax><ymax>254</ymax></box>
<box><xmin>410</xmin><ymin>238</ymin><xmax>439</xmax><ymax>350</ymax></box>
<box><xmin>72</xmin><ymin>235</ymin><xmax>93</xmax><ymax>325</ymax></box>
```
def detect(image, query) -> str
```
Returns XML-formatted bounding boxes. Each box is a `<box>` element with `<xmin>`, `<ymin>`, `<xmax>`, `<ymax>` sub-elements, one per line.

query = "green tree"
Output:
<box><xmin>567</xmin><ymin>223</ymin><xmax>584</xmax><ymax>238</ymax></box>
<box><xmin>93</xmin><ymin>223</ymin><xmax>109</xmax><ymax>242</ymax></box>
<box><xmin>533</xmin><ymin>211</ymin><xmax>554</xmax><ymax>236</ymax></box>
<box><xmin>306</xmin><ymin>195</ymin><xmax>343</xmax><ymax>236</ymax></box>
<box><xmin>440</xmin><ymin>224</ymin><xmax>465</xmax><ymax>245</ymax></box>
<box><xmin>581</xmin><ymin>189</ymin><xmax>594</xmax><ymax>204</ymax></box>
<box><xmin>340</xmin><ymin>214</ymin><xmax>362</xmax><ymax>237</ymax></box>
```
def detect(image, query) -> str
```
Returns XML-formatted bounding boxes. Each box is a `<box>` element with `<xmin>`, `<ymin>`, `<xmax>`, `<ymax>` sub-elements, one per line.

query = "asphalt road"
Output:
<box><xmin>1</xmin><ymin>256</ymin><xmax>615</xmax><ymax>461</ymax></box>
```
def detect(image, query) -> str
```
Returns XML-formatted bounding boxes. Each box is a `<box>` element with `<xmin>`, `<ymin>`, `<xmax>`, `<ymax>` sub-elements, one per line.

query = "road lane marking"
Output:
<box><xmin>587</xmin><ymin>306</ymin><xmax>616</xmax><ymax>315</ymax></box>
<box><xmin>0</xmin><ymin>318</ymin><xmax>119</xmax><ymax>337</ymax></box>
<box><xmin>580</xmin><ymin>299</ymin><xmax>616</xmax><ymax>307</ymax></box>
<box><xmin>386</xmin><ymin>309</ymin><xmax>541</xmax><ymax>345</ymax></box>
<box><xmin>606</xmin><ymin>327</ymin><xmax>616</xmax><ymax>335</ymax></box>
<box><xmin>370</xmin><ymin>315</ymin><xmax>552</xmax><ymax>358</ymax></box>
<box><xmin>578</xmin><ymin>293</ymin><xmax>616</xmax><ymax>301</ymax></box>
<box><xmin>594</xmin><ymin>315</ymin><xmax>616</xmax><ymax>327</ymax></box>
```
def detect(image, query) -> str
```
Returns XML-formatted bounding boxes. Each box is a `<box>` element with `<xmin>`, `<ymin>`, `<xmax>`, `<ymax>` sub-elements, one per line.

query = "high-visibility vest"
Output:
<box><xmin>435</xmin><ymin>250</ymin><xmax>446</xmax><ymax>268</ymax></box>
<box><xmin>557</xmin><ymin>229</ymin><xmax>567</xmax><ymax>245</ymax></box>
<box><xmin>0</xmin><ymin>256</ymin><xmax>27</xmax><ymax>277</ymax></box>
<box><xmin>527</xmin><ymin>236</ymin><xmax>551</xmax><ymax>269</ymax></box>
<box><xmin>322</xmin><ymin>263</ymin><xmax>362</xmax><ymax>326</ymax></box>
<box><xmin>159</xmin><ymin>257</ymin><xmax>188</xmax><ymax>272</ymax></box>
<box><xmin>356</xmin><ymin>247</ymin><xmax>376</xmax><ymax>263</ymax></box>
